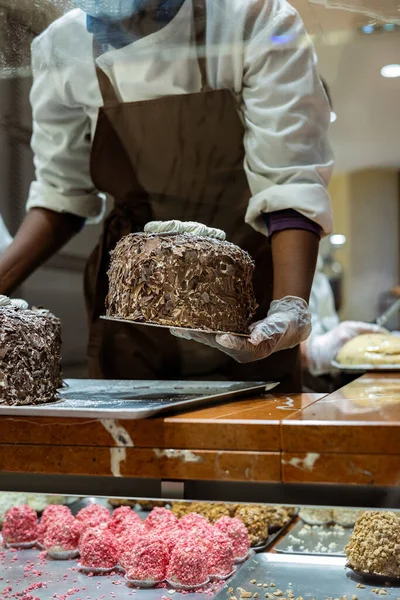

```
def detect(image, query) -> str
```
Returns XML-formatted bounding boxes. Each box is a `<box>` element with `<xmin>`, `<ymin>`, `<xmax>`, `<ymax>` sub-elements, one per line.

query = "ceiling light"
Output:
<box><xmin>330</xmin><ymin>234</ymin><xmax>346</xmax><ymax>248</ymax></box>
<box><xmin>330</xmin><ymin>111</ymin><xmax>337</xmax><ymax>123</ymax></box>
<box><xmin>361</xmin><ymin>24</ymin><xmax>375</xmax><ymax>34</ymax></box>
<box><xmin>381</xmin><ymin>64</ymin><xmax>400</xmax><ymax>78</ymax></box>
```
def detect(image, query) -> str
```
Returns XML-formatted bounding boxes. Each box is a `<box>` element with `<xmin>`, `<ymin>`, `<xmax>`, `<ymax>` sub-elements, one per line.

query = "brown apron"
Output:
<box><xmin>84</xmin><ymin>0</ymin><xmax>301</xmax><ymax>391</ymax></box>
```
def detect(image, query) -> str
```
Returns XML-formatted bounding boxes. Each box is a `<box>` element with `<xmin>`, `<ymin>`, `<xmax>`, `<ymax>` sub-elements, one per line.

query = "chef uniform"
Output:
<box><xmin>28</xmin><ymin>0</ymin><xmax>333</xmax><ymax>389</ymax></box>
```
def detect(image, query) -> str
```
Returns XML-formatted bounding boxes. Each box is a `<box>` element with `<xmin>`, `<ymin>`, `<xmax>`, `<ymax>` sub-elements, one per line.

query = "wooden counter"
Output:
<box><xmin>0</xmin><ymin>374</ymin><xmax>399</xmax><ymax>486</ymax></box>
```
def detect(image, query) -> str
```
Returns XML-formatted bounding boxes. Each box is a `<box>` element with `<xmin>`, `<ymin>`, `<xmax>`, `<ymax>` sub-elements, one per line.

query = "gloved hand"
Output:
<box><xmin>305</xmin><ymin>321</ymin><xmax>387</xmax><ymax>376</ymax></box>
<box><xmin>171</xmin><ymin>296</ymin><xmax>312</xmax><ymax>364</ymax></box>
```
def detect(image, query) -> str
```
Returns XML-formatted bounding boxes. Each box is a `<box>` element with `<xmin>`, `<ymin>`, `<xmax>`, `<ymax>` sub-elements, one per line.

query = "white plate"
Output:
<box><xmin>101</xmin><ymin>315</ymin><xmax>250</xmax><ymax>338</ymax></box>
<box><xmin>332</xmin><ymin>360</ymin><xmax>400</xmax><ymax>372</ymax></box>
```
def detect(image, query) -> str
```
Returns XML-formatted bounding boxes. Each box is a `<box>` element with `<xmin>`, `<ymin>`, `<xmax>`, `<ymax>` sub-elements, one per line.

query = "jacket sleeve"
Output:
<box><xmin>26</xmin><ymin>35</ymin><xmax>105</xmax><ymax>223</ymax></box>
<box><xmin>242</xmin><ymin>0</ymin><xmax>334</xmax><ymax>237</ymax></box>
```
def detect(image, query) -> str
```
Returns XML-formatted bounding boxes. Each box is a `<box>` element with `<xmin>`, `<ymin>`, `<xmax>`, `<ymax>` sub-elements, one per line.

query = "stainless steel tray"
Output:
<box><xmin>0</xmin><ymin>379</ymin><xmax>278</xmax><ymax>419</ymax></box>
<box><xmin>102</xmin><ymin>315</ymin><xmax>250</xmax><ymax>337</ymax></box>
<box><xmin>0</xmin><ymin>546</ymin><xmax>242</xmax><ymax>600</ymax></box>
<box><xmin>275</xmin><ymin>520</ymin><xmax>352</xmax><ymax>557</ymax></box>
<box><xmin>332</xmin><ymin>360</ymin><xmax>400</xmax><ymax>371</ymax></box>
<box><xmin>222</xmin><ymin>553</ymin><xmax>400</xmax><ymax>599</ymax></box>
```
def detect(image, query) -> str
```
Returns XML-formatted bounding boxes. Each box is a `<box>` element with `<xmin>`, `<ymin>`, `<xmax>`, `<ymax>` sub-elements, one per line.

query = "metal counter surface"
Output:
<box><xmin>0</xmin><ymin>379</ymin><xmax>277</xmax><ymax>419</ymax></box>
<box><xmin>221</xmin><ymin>553</ymin><xmax>400</xmax><ymax>599</ymax></box>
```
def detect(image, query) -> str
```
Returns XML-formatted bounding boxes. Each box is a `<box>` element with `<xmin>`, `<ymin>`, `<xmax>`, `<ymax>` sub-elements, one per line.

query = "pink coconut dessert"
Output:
<box><xmin>108</xmin><ymin>506</ymin><xmax>142</xmax><ymax>538</ymax></box>
<box><xmin>124</xmin><ymin>537</ymin><xmax>169</xmax><ymax>585</ymax></box>
<box><xmin>44</xmin><ymin>518</ymin><xmax>81</xmax><ymax>558</ymax></box>
<box><xmin>2</xmin><ymin>505</ymin><xmax>38</xmax><ymax>547</ymax></box>
<box><xmin>163</xmin><ymin>525</ymin><xmax>186</xmax><ymax>554</ymax></box>
<box><xmin>204</xmin><ymin>528</ymin><xmax>235</xmax><ymax>578</ymax></box>
<box><xmin>41</xmin><ymin>504</ymin><xmax>72</xmax><ymax>526</ymax></box>
<box><xmin>214</xmin><ymin>517</ymin><xmax>250</xmax><ymax>561</ymax></box>
<box><xmin>167</xmin><ymin>539</ymin><xmax>209</xmax><ymax>589</ymax></box>
<box><xmin>79</xmin><ymin>527</ymin><xmax>119</xmax><ymax>571</ymax></box>
<box><xmin>145</xmin><ymin>507</ymin><xmax>179</xmax><ymax>532</ymax></box>
<box><xmin>179</xmin><ymin>512</ymin><xmax>212</xmax><ymax>535</ymax></box>
<box><xmin>76</xmin><ymin>504</ymin><xmax>111</xmax><ymax>531</ymax></box>
<box><xmin>118</xmin><ymin>526</ymin><xmax>148</xmax><ymax>570</ymax></box>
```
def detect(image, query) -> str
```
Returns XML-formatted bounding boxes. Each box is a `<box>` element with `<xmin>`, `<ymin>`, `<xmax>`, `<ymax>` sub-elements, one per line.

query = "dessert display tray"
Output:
<box><xmin>222</xmin><ymin>553</ymin><xmax>400</xmax><ymax>599</ymax></box>
<box><xmin>0</xmin><ymin>546</ymin><xmax>246</xmax><ymax>600</ymax></box>
<box><xmin>275</xmin><ymin>520</ymin><xmax>353</xmax><ymax>557</ymax></box>
<box><xmin>331</xmin><ymin>360</ymin><xmax>400</xmax><ymax>371</ymax></box>
<box><xmin>101</xmin><ymin>315</ymin><xmax>251</xmax><ymax>337</ymax></box>
<box><xmin>0</xmin><ymin>379</ymin><xmax>278</xmax><ymax>419</ymax></box>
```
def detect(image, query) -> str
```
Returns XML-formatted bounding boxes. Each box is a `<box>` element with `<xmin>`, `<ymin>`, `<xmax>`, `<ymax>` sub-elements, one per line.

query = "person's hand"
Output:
<box><xmin>305</xmin><ymin>321</ymin><xmax>387</xmax><ymax>376</ymax></box>
<box><xmin>171</xmin><ymin>296</ymin><xmax>312</xmax><ymax>364</ymax></box>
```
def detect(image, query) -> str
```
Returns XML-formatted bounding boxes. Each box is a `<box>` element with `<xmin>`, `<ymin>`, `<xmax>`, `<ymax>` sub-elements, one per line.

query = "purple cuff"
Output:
<box><xmin>264</xmin><ymin>209</ymin><xmax>322</xmax><ymax>238</ymax></box>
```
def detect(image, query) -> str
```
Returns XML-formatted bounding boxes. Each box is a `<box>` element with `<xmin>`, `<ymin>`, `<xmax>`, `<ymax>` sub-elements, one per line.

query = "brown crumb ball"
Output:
<box><xmin>345</xmin><ymin>511</ymin><xmax>400</xmax><ymax>578</ymax></box>
<box><xmin>264</xmin><ymin>506</ymin><xmax>291</xmax><ymax>530</ymax></box>
<box><xmin>171</xmin><ymin>502</ymin><xmax>192</xmax><ymax>519</ymax></box>
<box><xmin>235</xmin><ymin>505</ymin><xmax>269</xmax><ymax>546</ymax></box>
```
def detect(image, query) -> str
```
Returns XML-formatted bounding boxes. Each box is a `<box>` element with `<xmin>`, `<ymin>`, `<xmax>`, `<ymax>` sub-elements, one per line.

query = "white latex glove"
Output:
<box><xmin>171</xmin><ymin>296</ymin><xmax>312</xmax><ymax>364</ymax></box>
<box><xmin>305</xmin><ymin>321</ymin><xmax>387</xmax><ymax>376</ymax></box>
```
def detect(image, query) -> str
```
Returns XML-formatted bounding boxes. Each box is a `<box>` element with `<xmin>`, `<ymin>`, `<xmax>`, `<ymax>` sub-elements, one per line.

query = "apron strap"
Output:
<box><xmin>193</xmin><ymin>0</ymin><xmax>210</xmax><ymax>92</ymax></box>
<box><xmin>93</xmin><ymin>0</ymin><xmax>210</xmax><ymax>107</ymax></box>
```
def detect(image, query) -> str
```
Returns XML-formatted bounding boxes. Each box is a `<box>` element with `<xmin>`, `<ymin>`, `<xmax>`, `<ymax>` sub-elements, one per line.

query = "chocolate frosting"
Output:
<box><xmin>107</xmin><ymin>233</ymin><xmax>258</xmax><ymax>334</ymax></box>
<box><xmin>0</xmin><ymin>306</ymin><xmax>62</xmax><ymax>406</ymax></box>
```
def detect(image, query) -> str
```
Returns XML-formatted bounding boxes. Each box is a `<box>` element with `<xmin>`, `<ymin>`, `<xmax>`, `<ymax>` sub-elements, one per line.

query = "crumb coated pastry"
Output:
<box><xmin>167</xmin><ymin>539</ymin><xmax>209</xmax><ymax>588</ymax></box>
<box><xmin>171</xmin><ymin>502</ymin><xmax>192</xmax><ymax>519</ymax></box>
<box><xmin>125</xmin><ymin>537</ymin><xmax>169</xmax><ymax>583</ymax></box>
<box><xmin>204</xmin><ymin>528</ymin><xmax>235</xmax><ymax>577</ymax></box>
<box><xmin>79</xmin><ymin>527</ymin><xmax>120</xmax><ymax>570</ymax></box>
<box><xmin>108</xmin><ymin>506</ymin><xmax>141</xmax><ymax>537</ymax></box>
<box><xmin>2</xmin><ymin>505</ymin><xmax>38</xmax><ymax>545</ymax></box>
<box><xmin>345</xmin><ymin>511</ymin><xmax>400</xmax><ymax>578</ymax></box>
<box><xmin>179</xmin><ymin>512</ymin><xmax>212</xmax><ymax>534</ymax></box>
<box><xmin>41</xmin><ymin>504</ymin><xmax>73</xmax><ymax>527</ymax></box>
<box><xmin>145</xmin><ymin>507</ymin><xmax>179</xmax><ymax>531</ymax></box>
<box><xmin>234</xmin><ymin>505</ymin><xmax>269</xmax><ymax>546</ymax></box>
<box><xmin>118</xmin><ymin>526</ymin><xmax>148</xmax><ymax>570</ymax></box>
<box><xmin>43</xmin><ymin>518</ymin><xmax>81</xmax><ymax>553</ymax></box>
<box><xmin>215</xmin><ymin>516</ymin><xmax>250</xmax><ymax>560</ymax></box>
<box><xmin>76</xmin><ymin>504</ymin><xmax>111</xmax><ymax>530</ymax></box>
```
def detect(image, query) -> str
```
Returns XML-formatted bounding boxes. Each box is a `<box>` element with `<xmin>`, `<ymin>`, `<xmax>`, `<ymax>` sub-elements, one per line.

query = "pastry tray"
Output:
<box><xmin>101</xmin><ymin>315</ymin><xmax>250</xmax><ymax>337</ymax></box>
<box><xmin>0</xmin><ymin>379</ymin><xmax>278</xmax><ymax>419</ymax></box>
<box><xmin>275</xmin><ymin>520</ymin><xmax>353</xmax><ymax>557</ymax></box>
<box><xmin>0</xmin><ymin>546</ymin><xmax>246</xmax><ymax>600</ymax></box>
<box><xmin>332</xmin><ymin>360</ymin><xmax>400</xmax><ymax>371</ymax></box>
<box><xmin>221</xmin><ymin>553</ymin><xmax>400</xmax><ymax>599</ymax></box>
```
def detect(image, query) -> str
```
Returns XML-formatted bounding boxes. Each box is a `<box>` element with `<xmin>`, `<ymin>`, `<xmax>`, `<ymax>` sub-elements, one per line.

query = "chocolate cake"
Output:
<box><xmin>107</xmin><ymin>221</ymin><xmax>257</xmax><ymax>334</ymax></box>
<box><xmin>0</xmin><ymin>297</ymin><xmax>62</xmax><ymax>406</ymax></box>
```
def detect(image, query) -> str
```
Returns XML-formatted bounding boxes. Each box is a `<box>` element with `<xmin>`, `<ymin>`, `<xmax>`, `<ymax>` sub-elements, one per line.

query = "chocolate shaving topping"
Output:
<box><xmin>0</xmin><ymin>306</ymin><xmax>62</xmax><ymax>406</ymax></box>
<box><xmin>107</xmin><ymin>233</ymin><xmax>258</xmax><ymax>334</ymax></box>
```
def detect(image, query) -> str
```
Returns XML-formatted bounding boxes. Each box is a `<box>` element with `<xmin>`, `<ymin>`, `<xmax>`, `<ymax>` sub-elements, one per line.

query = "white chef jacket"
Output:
<box><xmin>309</xmin><ymin>256</ymin><xmax>340</xmax><ymax>337</ymax></box>
<box><xmin>0</xmin><ymin>214</ymin><xmax>13</xmax><ymax>253</ymax></box>
<box><xmin>27</xmin><ymin>0</ymin><xmax>334</xmax><ymax>235</ymax></box>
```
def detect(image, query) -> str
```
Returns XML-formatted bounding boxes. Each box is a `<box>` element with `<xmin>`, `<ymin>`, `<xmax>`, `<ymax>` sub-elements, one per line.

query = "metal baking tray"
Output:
<box><xmin>102</xmin><ymin>315</ymin><xmax>250</xmax><ymax>337</ymax></box>
<box><xmin>0</xmin><ymin>546</ymin><xmax>243</xmax><ymax>600</ymax></box>
<box><xmin>275</xmin><ymin>520</ymin><xmax>352</xmax><ymax>557</ymax></box>
<box><xmin>0</xmin><ymin>379</ymin><xmax>278</xmax><ymax>419</ymax></box>
<box><xmin>332</xmin><ymin>360</ymin><xmax>400</xmax><ymax>371</ymax></box>
<box><xmin>252</xmin><ymin>510</ymin><xmax>299</xmax><ymax>553</ymax></box>
<box><xmin>221</xmin><ymin>553</ymin><xmax>400</xmax><ymax>599</ymax></box>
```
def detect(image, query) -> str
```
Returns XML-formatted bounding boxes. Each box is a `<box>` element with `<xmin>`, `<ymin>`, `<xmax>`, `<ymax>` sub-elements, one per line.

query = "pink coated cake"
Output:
<box><xmin>2</xmin><ymin>505</ymin><xmax>38</xmax><ymax>546</ymax></box>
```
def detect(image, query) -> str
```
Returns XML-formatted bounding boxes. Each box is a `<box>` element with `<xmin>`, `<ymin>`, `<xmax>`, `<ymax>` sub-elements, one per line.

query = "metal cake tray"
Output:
<box><xmin>221</xmin><ymin>553</ymin><xmax>400</xmax><ymax>599</ymax></box>
<box><xmin>275</xmin><ymin>520</ymin><xmax>352</xmax><ymax>557</ymax></box>
<box><xmin>332</xmin><ymin>360</ymin><xmax>400</xmax><ymax>371</ymax></box>
<box><xmin>101</xmin><ymin>315</ymin><xmax>251</xmax><ymax>337</ymax></box>
<box><xmin>0</xmin><ymin>379</ymin><xmax>278</xmax><ymax>419</ymax></box>
<box><xmin>0</xmin><ymin>546</ymin><xmax>244</xmax><ymax>600</ymax></box>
